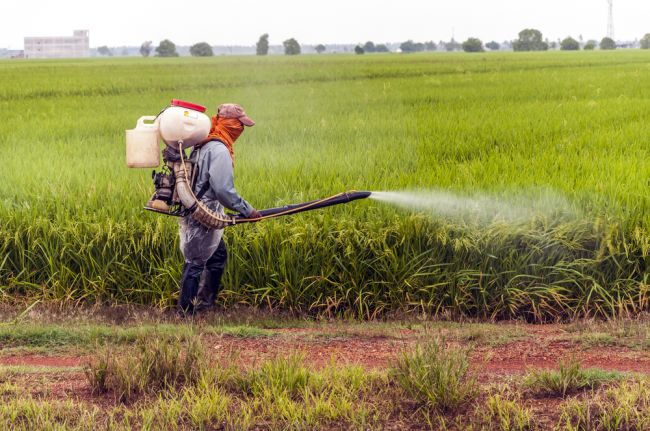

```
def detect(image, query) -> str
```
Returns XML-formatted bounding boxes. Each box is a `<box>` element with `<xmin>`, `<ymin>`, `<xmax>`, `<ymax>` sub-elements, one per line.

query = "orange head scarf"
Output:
<box><xmin>203</xmin><ymin>116</ymin><xmax>244</xmax><ymax>165</ymax></box>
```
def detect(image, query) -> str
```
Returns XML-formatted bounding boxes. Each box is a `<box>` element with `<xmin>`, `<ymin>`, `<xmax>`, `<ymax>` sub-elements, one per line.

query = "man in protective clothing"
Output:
<box><xmin>178</xmin><ymin>103</ymin><xmax>261</xmax><ymax>313</ymax></box>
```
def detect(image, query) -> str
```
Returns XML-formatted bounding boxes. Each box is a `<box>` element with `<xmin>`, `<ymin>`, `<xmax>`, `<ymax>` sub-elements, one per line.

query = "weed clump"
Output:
<box><xmin>480</xmin><ymin>393</ymin><xmax>534</xmax><ymax>431</ymax></box>
<box><xmin>523</xmin><ymin>358</ymin><xmax>622</xmax><ymax>398</ymax></box>
<box><xmin>390</xmin><ymin>339</ymin><xmax>476</xmax><ymax>413</ymax></box>
<box><xmin>85</xmin><ymin>335</ymin><xmax>205</xmax><ymax>402</ymax></box>
<box><xmin>560</xmin><ymin>379</ymin><xmax>650</xmax><ymax>430</ymax></box>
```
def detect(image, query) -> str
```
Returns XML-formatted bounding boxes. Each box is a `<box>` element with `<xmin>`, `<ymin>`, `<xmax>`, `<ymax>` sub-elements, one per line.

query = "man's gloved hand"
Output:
<box><xmin>247</xmin><ymin>209</ymin><xmax>262</xmax><ymax>219</ymax></box>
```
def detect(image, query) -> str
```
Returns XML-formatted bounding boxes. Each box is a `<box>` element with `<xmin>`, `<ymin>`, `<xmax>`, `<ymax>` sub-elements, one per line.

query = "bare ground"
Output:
<box><xmin>2</xmin><ymin>323</ymin><xmax>649</xmax><ymax>373</ymax></box>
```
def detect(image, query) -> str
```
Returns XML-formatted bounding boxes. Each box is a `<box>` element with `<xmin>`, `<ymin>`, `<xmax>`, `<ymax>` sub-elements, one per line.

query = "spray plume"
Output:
<box><xmin>370</xmin><ymin>190</ymin><xmax>575</xmax><ymax>225</ymax></box>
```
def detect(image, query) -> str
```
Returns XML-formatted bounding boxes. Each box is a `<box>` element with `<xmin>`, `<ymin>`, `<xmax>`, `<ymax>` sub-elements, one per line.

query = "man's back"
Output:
<box><xmin>190</xmin><ymin>140</ymin><xmax>253</xmax><ymax>217</ymax></box>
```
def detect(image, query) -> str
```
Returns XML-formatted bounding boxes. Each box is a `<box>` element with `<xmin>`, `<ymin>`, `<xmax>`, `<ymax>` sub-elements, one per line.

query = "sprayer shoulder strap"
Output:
<box><xmin>190</xmin><ymin>147</ymin><xmax>212</xmax><ymax>201</ymax></box>
<box><xmin>196</xmin><ymin>183</ymin><xmax>210</xmax><ymax>201</ymax></box>
<box><xmin>188</xmin><ymin>147</ymin><xmax>200</xmax><ymax>194</ymax></box>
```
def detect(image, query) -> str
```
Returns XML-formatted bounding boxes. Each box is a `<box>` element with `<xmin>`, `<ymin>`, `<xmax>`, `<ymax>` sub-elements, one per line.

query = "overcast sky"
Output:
<box><xmin>2</xmin><ymin>0</ymin><xmax>648</xmax><ymax>49</ymax></box>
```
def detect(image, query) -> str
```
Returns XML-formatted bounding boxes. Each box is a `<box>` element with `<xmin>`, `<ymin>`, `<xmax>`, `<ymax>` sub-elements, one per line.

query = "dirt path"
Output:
<box><xmin>2</xmin><ymin>324</ymin><xmax>649</xmax><ymax>375</ymax></box>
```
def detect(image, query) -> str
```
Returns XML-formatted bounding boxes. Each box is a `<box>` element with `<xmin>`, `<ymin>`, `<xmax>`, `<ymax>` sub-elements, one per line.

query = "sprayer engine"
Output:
<box><xmin>146</xmin><ymin>155</ymin><xmax>191</xmax><ymax>216</ymax></box>
<box><xmin>126</xmin><ymin>99</ymin><xmax>371</xmax><ymax>229</ymax></box>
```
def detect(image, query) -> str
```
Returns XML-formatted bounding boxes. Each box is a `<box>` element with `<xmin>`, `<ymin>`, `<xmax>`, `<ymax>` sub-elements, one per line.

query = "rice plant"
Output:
<box><xmin>2</xmin><ymin>52</ymin><xmax>650</xmax><ymax>320</ymax></box>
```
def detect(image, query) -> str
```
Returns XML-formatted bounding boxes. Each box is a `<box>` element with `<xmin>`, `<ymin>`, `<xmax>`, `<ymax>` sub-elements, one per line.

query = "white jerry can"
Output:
<box><xmin>126</xmin><ymin>116</ymin><xmax>160</xmax><ymax>168</ymax></box>
<box><xmin>158</xmin><ymin>106</ymin><xmax>211</xmax><ymax>150</ymax></box>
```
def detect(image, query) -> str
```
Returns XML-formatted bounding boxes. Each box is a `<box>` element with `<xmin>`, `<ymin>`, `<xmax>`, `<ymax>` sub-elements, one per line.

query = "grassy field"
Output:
<box><xmin>2</xmin><ymin>51</ymin><xmax>650</xmax><ymax>320</ymax></box>
<box><xmin>1</xmin><ymin>306</ymin><xmax>650</xmax><ymax>429</ymax></box>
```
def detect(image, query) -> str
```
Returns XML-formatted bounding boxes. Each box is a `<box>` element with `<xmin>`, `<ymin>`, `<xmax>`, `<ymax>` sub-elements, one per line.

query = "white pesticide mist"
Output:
<box><xmin>370</xmin><ymin>190</ymin><xmax>576</xmax><ymax>225</ymax></box>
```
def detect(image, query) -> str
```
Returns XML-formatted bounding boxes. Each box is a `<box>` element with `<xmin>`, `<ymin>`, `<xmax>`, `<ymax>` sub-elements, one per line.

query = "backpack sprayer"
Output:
<box><xmin>126</xmin><ymin>100</ymin><xmax>370</xmax><ymax>229</ymax></box>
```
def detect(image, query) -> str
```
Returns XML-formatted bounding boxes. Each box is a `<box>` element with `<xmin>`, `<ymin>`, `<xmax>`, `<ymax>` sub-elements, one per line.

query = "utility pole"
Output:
<box><xmin>607</xmin><ymin>0</ymin><xmax>614</xmax><ymax>39</ymax></box>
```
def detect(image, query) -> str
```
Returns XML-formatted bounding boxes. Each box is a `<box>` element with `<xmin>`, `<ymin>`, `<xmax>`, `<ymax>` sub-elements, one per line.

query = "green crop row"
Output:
<box><xmin>1</xmin><ymin>52</ymin><xmax>650</xmax><ymax>320</ymax></box>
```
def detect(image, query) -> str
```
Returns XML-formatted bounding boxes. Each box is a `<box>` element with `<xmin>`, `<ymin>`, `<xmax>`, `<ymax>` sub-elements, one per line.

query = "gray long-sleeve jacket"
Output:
<box><xmin>189</xmin><ymin>140</ymin><xmax>254</xmax><ymax>217</ymax></box>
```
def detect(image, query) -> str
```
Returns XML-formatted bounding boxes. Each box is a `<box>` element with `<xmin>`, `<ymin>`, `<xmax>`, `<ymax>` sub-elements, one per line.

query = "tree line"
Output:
<box><xmin>114</xmin><ymin>31</ymin><xmax>650</xmax><ymax>58</ymax></box>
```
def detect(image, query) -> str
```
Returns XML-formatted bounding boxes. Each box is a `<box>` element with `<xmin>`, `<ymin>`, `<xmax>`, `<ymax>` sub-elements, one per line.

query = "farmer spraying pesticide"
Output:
<box><xmin>177</xmin><ymin>103</ymin><xmax>261</xmax><ymax>313</ymax></box>
<box><xmin>126</xmin><ymin>100</ymin><xmax>370</xmax><ymax>314</ymax></box>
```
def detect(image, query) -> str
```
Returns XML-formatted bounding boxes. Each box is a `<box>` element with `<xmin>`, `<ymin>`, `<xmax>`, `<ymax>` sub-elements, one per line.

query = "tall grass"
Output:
<box><xmin>85</xmin><ymin>335</ymin><xmax>204</xmax><ymax>402</ymax></box>
<box><xmin>523</xmin><ymin>358</ymin><xmax>623</xmax><ymax>398</ymax></box>
<box><xmin>2</xmin><ymin>52</ymin><xmax>650</xmax><ymax>320</ymax></box>
<box><xmin>391</xmin><ymin>339</ymin><xmax>476</xmax><ymax>412</ymax></box>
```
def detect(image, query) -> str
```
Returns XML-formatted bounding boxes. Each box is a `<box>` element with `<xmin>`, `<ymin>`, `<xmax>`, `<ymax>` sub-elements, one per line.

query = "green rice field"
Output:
<box><xmin>2</xmin><ymin>51</ymin><xmax>650</xmax><ymax>320</ymax></box>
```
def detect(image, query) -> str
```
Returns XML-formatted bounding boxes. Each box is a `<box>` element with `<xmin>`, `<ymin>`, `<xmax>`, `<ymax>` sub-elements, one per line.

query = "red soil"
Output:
<box><xmin>3</xmin><ymin>324</ymin><xmax>648</xmax><ymax>375</ymax></box>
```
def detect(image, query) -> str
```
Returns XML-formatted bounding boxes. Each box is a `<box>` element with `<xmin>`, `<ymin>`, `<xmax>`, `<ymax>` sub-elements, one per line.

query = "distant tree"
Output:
<box><xmin>140</xmin><ymin>41</ymin><xmax>153</xmax><ymax>57</ymax></box>
<box><xmin>363</xmin><ymin>41</ymin><xmax>376</xmax><ymax>53</ymax></box>
<box><xmin>549</xmin><ymin>41</ymin><xmax>558</xmax><ymax>50</ymax></box>
<box><xmin>190</xmin><ymin>42</ymin><xmax>213</xmax><ymax>57</ymax></box>
<box><xmin>424</xmin><ymin>41</ymin><xmax>437</xmax><ymax>51</ymax></box>
<box><xmin>375</xmin><ymin>44</ymin><xmax>390</xmax><ymax>53</ymax></box>
<box><xmin>283</xmin><ymin>38</ymin><xmax>301</xmax><ymax>55</ymax></box>
<box><xmin>97</xmin><ymin>46</ymin><xmax>113</xmax><ymax>56</ymax></box>
<box><xmin>315</xmin><ymin>44</ymin><xmax>326</xmax><ymax>54</ymax></box>
<box><xmin>584</xmin><ymin>40</ymin><xmax>597</xmax><ymax>50</ymax></box>
<box><xmin>445</xmin><ymin>39</ymin><xmax>461</xmax><ymax>51</ymax></box>
<box><xmin>600</xmin><ymin>37</ymin><xmax>616</xmax><ymax>50</ymax></box>
<box><xmin>485</xmin><ymin>41</ymin><xmax>500</xmax><ymax>51</ymax></box>
<box><xmin>399</xmin><ymin>40</ymin><xmax>425</xmax><ymax>53</ymax></box>
<box><xmin>354</xmin><ymin>45</ymin><xmax>365</xmax><ymax>55</ymax></box>
<box><xmin>121</xmin><ymin>48</ymin><xmax>129</xmax><ymax>56</ymax></box>
<box><xmin>560</xmin><ymin>37</ymin><xmax>580</xmax><ymax>51</ymax></box>
<box><xmin>156</xmin><ymin>39</ymin><xmax>179</xmax><ymax>57</ymax></box>
<box><xmin>462</xmin><ymin>38</ymin><xmax>484</xmax><ymax>52</ymax></box>
<box><xmin>513</xmin><ymin>29</ymin><xmax>549</xmax><ymax>51</ymax></box>
<box><xmin>256</xmin><ymin>34</ymin><xmax>269</xmax><ymax>56</ymax></box>
<box><xmin>641</xmin><ymin>34</ymin><xmax>650</xmax><ymax>49</ymax></box>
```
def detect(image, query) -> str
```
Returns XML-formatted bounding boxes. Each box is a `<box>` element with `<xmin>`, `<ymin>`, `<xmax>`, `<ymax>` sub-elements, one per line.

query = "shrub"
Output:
<box><xmin>513</xmin><ymin>29</ymin><xmax>548</xmax><ymax>51</ymax></box>
<box><xmin>155</xmin><ymin>39</ymin><xmax>178</xmax><ymax>57</ymax></box>
<box><xmin>560</xmin><ymin>37</ymin><xmax>580</xmax><ymax>51</ymax></box>
<box><xmin>584</xmin><ymin>40</ymin><xmax>597</xmax><ymax>50</ymax></box>
<box><xmin>400</xmin><ymin>40</ymin><xmax>425</xmax><ymax>53</ymax></box>
<box><xmin>283</xmin><ymin>38</ymin><xmax>301</xmax><ymax>55</ymax></box>
<box><xmin>189</xmin><ymin>42</ymin><xmax>213</xmax><ymax>57</ymax></box>
<box><xmin>256</xmin><ymin>34</ymin><xmax>269</xmax><ymax>56</ymax></box>
<box><xmin>599</xmin><ymin>37</ymin><xmax>616</xmax><ymax>50</ymax></box>
<box><xmin>462</xmin><ymin>38</ymin><xmax>484</xmax><ymax>53</ymax></box>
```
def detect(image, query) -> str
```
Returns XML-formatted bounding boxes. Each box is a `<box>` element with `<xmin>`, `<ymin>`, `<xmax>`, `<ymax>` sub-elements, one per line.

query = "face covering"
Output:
<box><xmin>203</xmin><ymin>116</ymin><xmax>244</xmax><ymax>165</ymax></box>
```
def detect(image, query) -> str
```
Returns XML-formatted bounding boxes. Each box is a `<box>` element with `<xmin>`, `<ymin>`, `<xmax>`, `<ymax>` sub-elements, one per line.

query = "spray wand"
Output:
<box><xmin>233</xmin><ymin>191</ymin><xmax>372</xmax><ymax>224</ymax></box>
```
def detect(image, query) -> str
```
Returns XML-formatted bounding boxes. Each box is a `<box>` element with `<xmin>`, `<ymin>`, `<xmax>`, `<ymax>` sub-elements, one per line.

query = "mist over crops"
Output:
<box><xmin>370</xmin><ymin>189</ymin><xmax>576</xmax><ymax>225</ymax></box>
<box><xmin>2</xmin><ymin>52</ymin><xmax>650</xmax><ymax>320</ymax></box>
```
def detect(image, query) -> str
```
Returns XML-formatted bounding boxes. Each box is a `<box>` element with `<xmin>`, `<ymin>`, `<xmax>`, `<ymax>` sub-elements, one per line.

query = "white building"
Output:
<box><xmin>24</xmin><ymin>30</ymin><xmax>89</xmax><ymax>59</ymax></box>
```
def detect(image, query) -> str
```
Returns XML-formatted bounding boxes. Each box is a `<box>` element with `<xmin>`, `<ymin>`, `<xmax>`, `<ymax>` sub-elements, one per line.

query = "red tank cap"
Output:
<box><xmin>171</xmin><ymin>99</ymin><xmax>206</xmax><ymax>113</ymax></box>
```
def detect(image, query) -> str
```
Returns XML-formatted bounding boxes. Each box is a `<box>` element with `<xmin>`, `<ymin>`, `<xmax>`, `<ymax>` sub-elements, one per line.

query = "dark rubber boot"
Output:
<box><xmin>196</xmin><ymin>239</ymin><xmax>228</xmax><ymax>310</ymax></box>
<box><xmin>178</xmin><ymin>262</ymin><xmax>204</xmax><ymax>313</ymax></box>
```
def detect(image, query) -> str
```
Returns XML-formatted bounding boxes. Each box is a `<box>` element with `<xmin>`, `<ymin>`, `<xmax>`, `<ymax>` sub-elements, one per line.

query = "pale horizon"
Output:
<box><xmin>2</xmin><ymin>0</ymin><xmax>649</xmax><ymax>50</ymax></box>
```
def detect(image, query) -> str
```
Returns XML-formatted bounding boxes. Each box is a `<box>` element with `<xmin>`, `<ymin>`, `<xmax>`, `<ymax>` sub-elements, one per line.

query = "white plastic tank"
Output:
<box><xmin>126</xmin><ymin>116</ymin><xmax>160</xmax><ymax>168</ymax></box>
<box><xmin>158</xmin><ymin>101</ymin><xmax>211</xmax><ymax>150</ymax></box>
